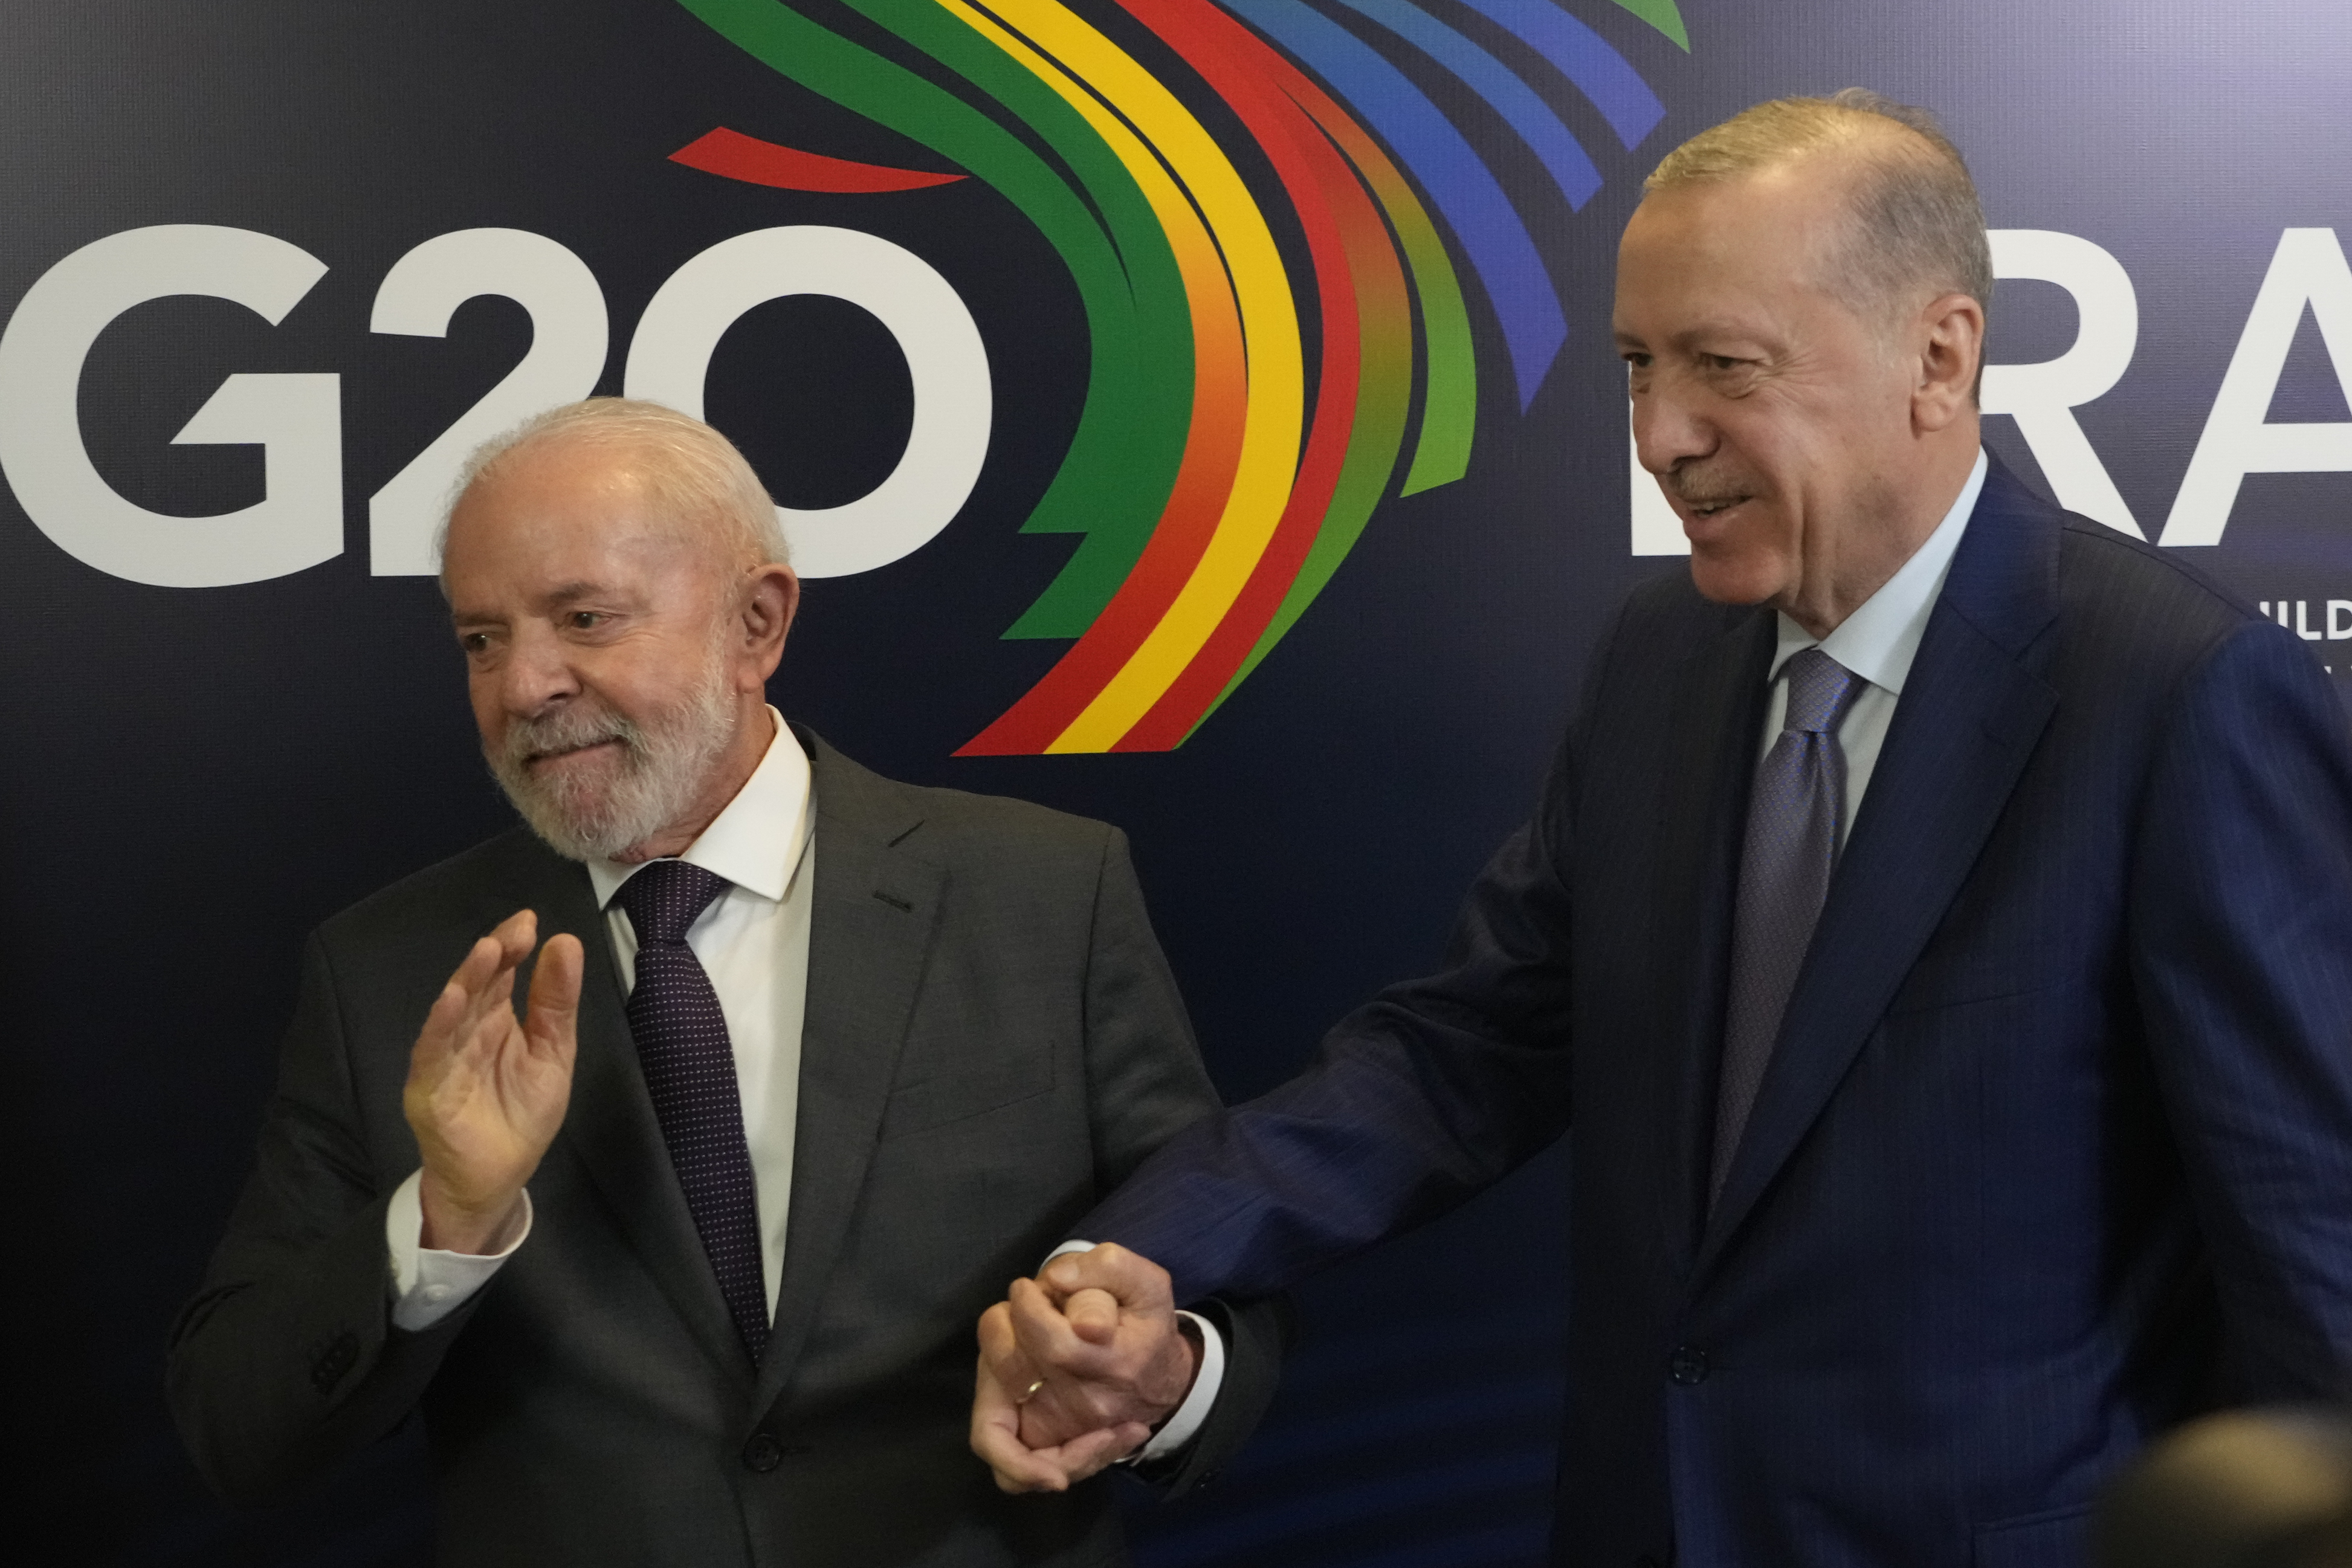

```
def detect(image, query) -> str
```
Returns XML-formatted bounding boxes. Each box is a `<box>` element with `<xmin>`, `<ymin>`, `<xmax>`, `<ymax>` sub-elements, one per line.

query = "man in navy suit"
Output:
<box><xmin>966</xmin><ymin>92</ymin><xmax>2352</xmax><ymax>1566</ymax></box>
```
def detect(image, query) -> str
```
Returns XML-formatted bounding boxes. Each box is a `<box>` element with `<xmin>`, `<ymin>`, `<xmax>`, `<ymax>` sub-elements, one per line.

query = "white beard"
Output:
<box><xmin>486</xmin><ymin>649</ymin><xmax>740</xmax><ymax>863</ymax></box>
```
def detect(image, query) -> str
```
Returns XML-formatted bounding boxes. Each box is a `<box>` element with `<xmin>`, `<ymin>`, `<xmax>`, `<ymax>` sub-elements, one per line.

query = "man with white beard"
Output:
<box><xmin>166</xmin><ymin>400</ymin><xmax>1285</xmax><ymax>1568</ymax></box>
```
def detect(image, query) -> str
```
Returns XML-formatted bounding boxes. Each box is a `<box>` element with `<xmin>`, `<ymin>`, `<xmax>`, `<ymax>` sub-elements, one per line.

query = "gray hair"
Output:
<box><xmin>1646</xmin><ymin>89</ymin><xmax>1994</xmax><ymax>324</ymax></box>
<box><xmin>440</xmin><ymin>398</ymin><xmax>788</xmax><ymax>576</ymax></box>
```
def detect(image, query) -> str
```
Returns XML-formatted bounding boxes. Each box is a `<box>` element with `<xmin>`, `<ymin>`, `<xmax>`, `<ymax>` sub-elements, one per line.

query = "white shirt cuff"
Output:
<box><xmin>385</xmin><ymin>1168</ymin><xmax>532</xmax><ymax>1332</ymax></box>
<box><xmin>1044</xmin><ymin>1241</ymin><xmax>1227</xmax><ymax>1464</ymax></box>
<box><xmin>1137</xmin><ymin>1309</ymin><xmax>1223</xmax><ymax>1461</ymax></box>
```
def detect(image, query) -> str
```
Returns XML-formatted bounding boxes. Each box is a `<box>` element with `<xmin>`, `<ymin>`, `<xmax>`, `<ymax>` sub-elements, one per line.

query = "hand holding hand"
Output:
<box><xmin>968</xmin><ymin>1244</ymin><xmax>1203</xmax><ymax>1492</ymax></box>
<box><xmin>402</xmin><ymin>910</ymin><xmax>582</xmax><ymax>1254</ymax></box>
<box><xmin>971</xmin><ymin>1299</ymin><xmax>1155</xmax><ymax>1493</ymax></box>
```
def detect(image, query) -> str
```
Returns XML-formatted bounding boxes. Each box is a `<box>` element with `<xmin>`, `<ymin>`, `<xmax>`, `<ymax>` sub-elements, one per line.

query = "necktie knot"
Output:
<box><xmin>614</xmin><ymin>859</ymin><xmax>729</xmax><ymax>947</ymax></box>
<box><xmin>1781</xmin><ymin>648</ymin><xmax>1861</xmax><ymax>737</ymax></box>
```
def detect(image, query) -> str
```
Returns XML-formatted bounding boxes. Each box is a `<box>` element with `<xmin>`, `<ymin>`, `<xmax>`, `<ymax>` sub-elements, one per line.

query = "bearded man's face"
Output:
<box><xmin>442</xmin><ymin>441</ymin><xmax>751</xmax><ymax>863</ymax></box>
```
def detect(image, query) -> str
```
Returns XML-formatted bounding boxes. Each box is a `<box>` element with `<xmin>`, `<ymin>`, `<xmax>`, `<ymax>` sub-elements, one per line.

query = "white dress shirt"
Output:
<box><xmin>1760</xmin><ymin>448</ymin><xmax>1987</xmax><ymax>837</ymax></box>
<box><xmin>388</xmin><ymin>708</ymin><xmax>813</xmax><ymax>1331</ymax></box>
<box><xmin>1156</xmin><ymin>448</ymin><xmax>1991</xmax><ymax>1438</ymax></box>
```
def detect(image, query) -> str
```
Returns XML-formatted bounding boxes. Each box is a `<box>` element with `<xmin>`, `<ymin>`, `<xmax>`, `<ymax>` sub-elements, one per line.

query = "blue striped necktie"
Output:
<box><xmin>615</xmin><ymin>859</ymin><xmax>769</xmax><ymax>1363</ymax></box>
<box><xmin>1712</xmin><ymin>647</ymin><xmax>1864</xmax><ymax>1205</ymax></box>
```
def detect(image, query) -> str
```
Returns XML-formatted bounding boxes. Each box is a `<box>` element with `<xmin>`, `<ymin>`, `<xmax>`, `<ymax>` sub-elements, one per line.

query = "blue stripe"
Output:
<box><xmin>1227</xmin><ymin>0</ymin><xmax>1566</xmax><ymax>407</ymax></box>
<box><xmin>1451</xmin><ymin>0</ymin><xmax>1665</xmax><ymax>149</ymax></box>
<box><xmin>1327</xmin><ymin>0</ymin><xmax>1602</xmax><ymax>210</ymax></box>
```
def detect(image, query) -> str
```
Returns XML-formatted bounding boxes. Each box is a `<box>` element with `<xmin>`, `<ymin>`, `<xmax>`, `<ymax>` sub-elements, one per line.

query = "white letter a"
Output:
<box><xmin>2162</xmin><ymin>228</ymin><xmax>2352</xmax><ymax>546</ymax></box>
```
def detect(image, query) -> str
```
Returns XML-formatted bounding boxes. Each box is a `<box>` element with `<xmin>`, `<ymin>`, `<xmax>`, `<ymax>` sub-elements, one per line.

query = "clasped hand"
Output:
<box><xmin>969</xmin><ymin>1245</ymin><xmax>1203</xmax><ymax>1492</ymax></box>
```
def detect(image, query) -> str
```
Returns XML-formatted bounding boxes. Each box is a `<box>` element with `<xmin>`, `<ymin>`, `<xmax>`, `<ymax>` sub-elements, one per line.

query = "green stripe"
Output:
<box><xmin>1610</xmin><ymin>0</ymin><xmax>1688</xmax><ymax>51</ymax></box>
<box><xmin>1392</xmin><ymin>196</ymin><xmax>1476</xmax><ymax>497</ymax></box>
<box><xmin>678</xmin><ymin>0</ymin><xmax>1193</xmax><ymax>639</ymax></box>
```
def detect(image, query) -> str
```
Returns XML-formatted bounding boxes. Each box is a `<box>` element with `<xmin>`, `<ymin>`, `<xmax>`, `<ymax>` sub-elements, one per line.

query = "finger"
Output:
<box><xmin>489</xmin><ymin>908</ymin><xmax>538</xmax><ymax>967</ymax></box>
<box><xmin>1041</xmin><ymin>1242</ymin><xmax>1172</xmax><ymax>1315</ymax></box>
<box><xmin>410</xmin><ymin>977</ymin><xmax>471</xmax><ymax>1077</ymax></box>
<box><xmin>1007</xmin><ymin>1278</ymin><xmax>1119</xmax><ymax>1382</ymax></box>
<box><xmin>1062</xmin><ymin>1285</ymin><xmax>1121</xmax><ymax>1347</ymax></box>
<box><xmin>973</xmin><ymin>1419</ymin><xmax>1074</xmax><ymax>1494</ymax></box>
<box><xmin>978</xmin><ymin>1302</ymin><xmax>1039</xmax><ymax>1387</ymax></box>
<box><xmin>463</xmin><ymin>911</ymin><xmax>535</xmax><ymax>1022</ymax></box>
<box><xmin>446</xmin><ymin>932</ymin><xmax>505</xmax><ymax>1009</ymax></box>
<box><xmin>972</xmin><ymin>1349</ymin><xmax>1075</xmax><ymax>1495</ymax></box>
<box><xmin>1018</xmin><ymin>1381</ymin><xmax>1130</xmax><ymax>1449</ymax></box>
<box><xmin>447</xmin><ymin>932</ymin><xmax>514</xmax><ymax>1044</ymax></box>
<box><xmin>525</xmin><ymin>933</ymin><xmax>583</xmax><ymax>1066</ymax></box>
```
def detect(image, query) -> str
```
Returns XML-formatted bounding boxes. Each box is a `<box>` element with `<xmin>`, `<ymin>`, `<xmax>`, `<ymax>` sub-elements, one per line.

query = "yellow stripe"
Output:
<box><xmin>932</xmin><ymin>0</ymin><xmax>1229</xmax><ymax>312</ymax></box>
<box><xmin>968</xmin><ymin>0</ymin><xmax>1306</xmax><ymax>752</ymax></box>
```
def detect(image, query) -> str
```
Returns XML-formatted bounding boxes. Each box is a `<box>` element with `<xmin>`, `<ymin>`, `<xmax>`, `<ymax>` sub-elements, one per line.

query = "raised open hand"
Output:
<box><xmin>402</xmin><ymin>909</ymin><xmax>583</xmax><ymax>1253</ymax></box>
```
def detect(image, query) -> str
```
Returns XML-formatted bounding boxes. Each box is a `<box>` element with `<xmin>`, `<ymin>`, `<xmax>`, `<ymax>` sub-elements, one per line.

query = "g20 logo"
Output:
<box><xmin>0</xmin><ymin>222</ymin><xmax>990</xmax><ymax>589</ymax></box>
<box><xmin>4</xmin><ymin>0</ymin><xmax>1689</xmax><ymax>753</ymax></box>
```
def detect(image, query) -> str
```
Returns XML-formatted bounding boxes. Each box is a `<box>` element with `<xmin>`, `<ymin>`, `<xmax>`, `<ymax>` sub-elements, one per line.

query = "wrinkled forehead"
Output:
<box><xmin>444</xmin><ymin>446</ymin><xmax>724</xmax><ymax>604</ymax></box>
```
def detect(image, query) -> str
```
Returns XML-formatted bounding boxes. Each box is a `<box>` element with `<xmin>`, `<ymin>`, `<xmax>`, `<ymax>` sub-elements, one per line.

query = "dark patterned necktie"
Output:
<box><xmin>613</xmin><ymin>859</ymin><xmax>769</xmax><ymax>1363</ymax></box>
<box><xmin>1711</xmin><ymin>648</ymin><xmax>1864</xmax><ymax>1205</ymax></box>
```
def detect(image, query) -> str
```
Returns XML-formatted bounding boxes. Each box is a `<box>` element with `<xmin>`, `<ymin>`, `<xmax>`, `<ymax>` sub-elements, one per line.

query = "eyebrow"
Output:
<box><xmin>449</xmin><ymin>581</ymin><xmax>622</xmax><ymax>628</ymax></box>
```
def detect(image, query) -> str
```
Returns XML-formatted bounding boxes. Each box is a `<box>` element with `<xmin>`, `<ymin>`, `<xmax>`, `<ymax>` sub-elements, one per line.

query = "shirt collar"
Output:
<box><xmin>586</xmin><ymin>706</ymin><xmax>811</xmax><ymax>909</ymax></box>
<box><xmin>1769</xmin><ymin>447</ymin><xmax>1988</xmax><ymax>697</ymax></box>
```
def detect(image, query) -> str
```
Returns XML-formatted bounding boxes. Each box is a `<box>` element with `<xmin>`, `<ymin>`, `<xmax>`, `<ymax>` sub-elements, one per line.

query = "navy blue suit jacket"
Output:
<box><xmin>1083</xmin><ymin>462</ymin><xmax>2352</xmax><ymax>1567</ymax></box>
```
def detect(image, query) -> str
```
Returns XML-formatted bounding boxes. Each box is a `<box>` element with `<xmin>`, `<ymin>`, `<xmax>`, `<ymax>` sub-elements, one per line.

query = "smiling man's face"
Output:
<box><xmin>1614</xmin><ymin>160</ymin><xmax>1923</xmax><ymax>624</ymax></box>
<box><xmin>442</xmin><ymin>439</ymin><xmax>758</xmax><ymax>862</ymax></box>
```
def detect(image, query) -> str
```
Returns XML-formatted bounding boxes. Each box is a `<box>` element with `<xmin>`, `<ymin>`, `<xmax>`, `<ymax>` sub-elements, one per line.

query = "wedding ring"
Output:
<box><xmin>1019</xmin><ymin>1378</ymin><xmax>1047</xmax><ymax>1404</ymax></box>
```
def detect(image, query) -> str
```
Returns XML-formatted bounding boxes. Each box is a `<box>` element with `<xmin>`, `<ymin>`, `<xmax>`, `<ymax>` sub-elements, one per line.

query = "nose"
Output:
<box><xmin>1630</xmin><ymin>376</ymin><xmax>1715</xmax><ymax>478</ymax></box>
<box><xmin>493</xmin><ymin>622</ymin><xmax>581</xmax><ymax>720</ymax></box>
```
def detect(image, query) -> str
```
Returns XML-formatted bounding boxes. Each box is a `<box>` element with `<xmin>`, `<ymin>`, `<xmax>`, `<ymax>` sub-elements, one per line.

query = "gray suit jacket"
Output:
<box><xmin>168</xmin><ymin>728</ymin><xmax>1283</xmax><ymax>1567</ymax></box>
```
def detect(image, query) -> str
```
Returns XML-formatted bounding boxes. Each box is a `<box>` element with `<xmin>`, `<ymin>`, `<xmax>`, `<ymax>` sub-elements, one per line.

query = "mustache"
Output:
<box><xmin>1663</xmin><ymin>470</ymin><xmax>1755</xmax><ymax>512</ymax></box>
<box><xmin>500</xmin><ymin>703</ymin><xmax>647</xmax><ymax>771</ymax></box>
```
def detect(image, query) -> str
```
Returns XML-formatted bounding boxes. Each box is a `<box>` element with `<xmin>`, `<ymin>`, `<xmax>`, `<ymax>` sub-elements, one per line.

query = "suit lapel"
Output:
<box><xmin>1649</xmin><ymin>607</ymin><xmax>1777</xmax><ymax>1277</ymax></box>
<box><xmin>752</xmin><ymin>737</ymin><xmax>943</xmax><ymax>1415</ymax></box>
<box><xmin>1699</xmin><ymin>461</ymin><xmax>2062</xmax><ymax>1264</ymax></box>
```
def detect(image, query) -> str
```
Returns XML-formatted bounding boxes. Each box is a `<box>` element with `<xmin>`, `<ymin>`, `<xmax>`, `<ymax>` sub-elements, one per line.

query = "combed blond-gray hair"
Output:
<box><xmin>1647</xmin><ymin>89</ymin><xmax>1993</xmax><ymax>321</ymax></box>
<box><xmin>441</xmin><ymin>398</ymin><xmax>788</xmax><ymax>576</ymax></box>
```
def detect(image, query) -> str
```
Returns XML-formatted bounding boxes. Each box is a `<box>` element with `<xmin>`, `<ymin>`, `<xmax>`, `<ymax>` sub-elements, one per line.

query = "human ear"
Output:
<box><xmin>1912</xmin><ymin>291</ymin><xmax>1985</xmax><ymax>433</ymax></box>
<box><xmin>736</xmin><ymin>563</ymin><xmax>800</xmax><ymax>686</ymax></box>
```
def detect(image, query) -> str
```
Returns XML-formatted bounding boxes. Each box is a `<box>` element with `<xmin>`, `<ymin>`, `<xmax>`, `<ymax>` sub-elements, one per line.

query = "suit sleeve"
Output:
<box><xmin>2132</xmin><ymin>619</ymin><xmax>2352</xmax><ymax>1401</ymax></box>
<box><xmin>1077</xmin><ymin>827</ymin><xmax>1294</xmax><ymax>1496</ymax></box>
<box><xmin>1077</xmin><ymin>718</ymin><xmax>1582</xmax><ymax>1305</ymax></box>
<box><xmin>165</xmin><ymin>931</ymin><xmax>477</xmax><ymax>1505</ymax></box>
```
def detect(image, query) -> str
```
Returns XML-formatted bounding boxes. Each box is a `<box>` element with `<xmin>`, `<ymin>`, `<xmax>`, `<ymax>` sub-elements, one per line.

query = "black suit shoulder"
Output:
<box><xmin>315</xmin><ymin>828</ymin><xmax>560</xmax><ymax>949</ymax></box>
<box><xmin>809</xmin><ymin>734</ymin><xmax>1122</xmax><ymax>878</ymax></box>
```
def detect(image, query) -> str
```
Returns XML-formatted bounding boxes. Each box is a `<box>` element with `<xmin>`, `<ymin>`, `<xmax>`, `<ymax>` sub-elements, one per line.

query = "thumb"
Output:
<box><xmin>526</xmin><ymin>933</ymin><xmax>584</xmax><ymax>1065</ymax></box>
<box><xmin>1064</xmin><ymin>1286</ymin><xmax>1121</xmax><ymax>1346</ymax></box>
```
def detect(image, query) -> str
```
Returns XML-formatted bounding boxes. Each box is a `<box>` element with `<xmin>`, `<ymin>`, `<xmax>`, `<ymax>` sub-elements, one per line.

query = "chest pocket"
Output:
<box><xmin>878</xmin><ymin>1037</ymin><xmax>1055</xmax><ymax>1139</ymax></box>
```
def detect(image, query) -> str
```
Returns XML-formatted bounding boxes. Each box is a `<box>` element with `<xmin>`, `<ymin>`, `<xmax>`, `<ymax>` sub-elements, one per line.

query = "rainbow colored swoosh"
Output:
<box><xmin>676</xmin><ymin>0</ymin><xmax>1679</xmax><ymax>753</ymax></box>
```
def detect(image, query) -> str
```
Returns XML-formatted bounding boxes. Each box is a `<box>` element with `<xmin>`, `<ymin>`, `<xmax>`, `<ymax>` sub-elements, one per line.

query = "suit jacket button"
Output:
<box><xmin>310</xmin><ymin>1330</ymin><xmax>361</xmax><ymax>1393</ymax></box>
<box><xmin>741</xmin><ymin>1432</ymin><xmax>784</xmax><ymax>1473</ymax></box>
<box><xmin>1668</xmin><ymin>1346</ymin><xmax>1709</xmax><ymax>1386</ymax></box>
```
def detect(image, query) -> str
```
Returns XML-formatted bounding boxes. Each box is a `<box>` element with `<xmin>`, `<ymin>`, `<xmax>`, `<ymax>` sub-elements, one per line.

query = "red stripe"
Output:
<box><xmin>953</xmin><ymin>178</ymin><xmax>1253</xmax><ymax>751</ymax></box>
<box><xmin>670</xmin><ymin>127</ymin><xmax>965</xmax><ymax>193</ymax></box>
<box><xmin>952</xmin><ymin>313</ymin><xmax>1248</xmax><ymax>753</ymax></box>
<box><xmin>1113</xmin><ymin>0</ymin><xmax>1383</xmax><ymax>751</ymax></box>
